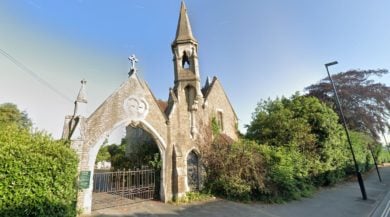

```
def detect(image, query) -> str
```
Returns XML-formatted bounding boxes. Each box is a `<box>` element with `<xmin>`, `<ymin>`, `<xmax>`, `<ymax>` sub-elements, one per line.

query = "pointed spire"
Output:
<box><xmin>76</xmin><ymin>79</ymin><xmax>87</xmax><ymax>103</ymax></box>
<box><xmin>73</xmin><ymin>79</ymin><xmax>87</xmax><ymax>117</ymax></box>
<box><xmin>173</xmin><ymin>1</ymin><xmax>197</xmax><ymax>44</ymax></box>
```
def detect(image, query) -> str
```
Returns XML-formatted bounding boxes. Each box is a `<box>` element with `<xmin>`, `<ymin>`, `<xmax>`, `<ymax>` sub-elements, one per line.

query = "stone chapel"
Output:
<box><xmin>62</xmin><ymin>2</ymin><xmax>238</xmax><ymax>214</ymax></box>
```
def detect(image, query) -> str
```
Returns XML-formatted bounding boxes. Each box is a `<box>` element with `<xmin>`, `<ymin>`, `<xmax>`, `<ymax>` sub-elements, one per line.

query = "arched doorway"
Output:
<box><xmin>186</xmin><ymin>150</ymin><xmax>200</xmax><ymax>191</ymax></box>
<box><xmin>85</xmin><ymin>120</ymin><xmax>166</xmax><ymax>212</ymax></box>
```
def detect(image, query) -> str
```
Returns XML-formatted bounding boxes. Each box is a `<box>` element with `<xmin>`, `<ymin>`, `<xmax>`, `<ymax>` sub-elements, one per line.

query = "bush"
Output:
<box><xmin>379</xmin><ymin>149</ymin><xmax>390</xmax><ymax>164</ymax></box>
<box><xmin>258</xmin><ymin>145</ymin><xmax>314</xmax><ymax>202</ymax></box>
<box><xmin>0</xmin><ymin>124</ymin><xmax>78</xmax><ymax>217</ymax></box>
<box><xmin>202</xmin><ymin>94</ymin><xmax>378</xmax><ymax>203</ymax></box>
<box><xmin>207</xmin><ymin>175</ymin><xmax>251</xmax><ymax>201</ymax></box>
<box><xmin>246</xmin><ymin>95</ymin><xmax>350</xmax><ymax>186</ymax></box>
<box><xmin>202</xmin><ymin>140</ymin><xmax>265</xmax><ymax>201</ymax></box>
<box><xmin>346</xmin><ymin>131</ymin><xmax>375</xmax><ymax>174</ymax></box>
<box><xmin>202</xmin><ymin>133</ymin><xmax>375</xmax><ymax>203</ymax></box>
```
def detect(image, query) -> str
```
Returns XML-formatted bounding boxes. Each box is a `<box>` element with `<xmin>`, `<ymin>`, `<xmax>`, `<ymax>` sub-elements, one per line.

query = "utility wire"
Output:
<box><xmin>0</xmin><ymin>48</ymin><xmax>73</xmax><ymax>102</ymax></box>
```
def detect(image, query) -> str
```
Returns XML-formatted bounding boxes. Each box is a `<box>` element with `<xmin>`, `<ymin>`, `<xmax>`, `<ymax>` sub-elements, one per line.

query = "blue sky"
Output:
<box><xmin>1</xmin><ymin>0</ymin><xmax>390</xmax><ymax>138</ymax></box>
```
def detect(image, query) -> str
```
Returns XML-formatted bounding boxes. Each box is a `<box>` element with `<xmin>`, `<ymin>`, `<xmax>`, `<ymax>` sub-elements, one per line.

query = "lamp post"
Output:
<box><xmin>368</xmin><ymin>145</ymin><xmax>382</xmax><ymax>182</ymax></box>
<box><xmin>325</xmin><ymin>61</ymin><xmax>368</xmax><ymax>200</ymax></box>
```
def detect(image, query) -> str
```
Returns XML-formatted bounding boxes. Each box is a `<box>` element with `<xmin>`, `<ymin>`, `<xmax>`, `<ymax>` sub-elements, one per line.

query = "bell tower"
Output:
<box><xmin>172</xmin><ymin>1</ymin><xmax>202</xmax><ymax>99</ymax></box>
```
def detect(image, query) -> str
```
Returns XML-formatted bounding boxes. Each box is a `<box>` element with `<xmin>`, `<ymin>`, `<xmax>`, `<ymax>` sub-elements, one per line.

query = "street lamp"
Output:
<box><xmin>325</xmin><ymin>61</ymin><xmax>368</xmax><ymax>200</ymax></box>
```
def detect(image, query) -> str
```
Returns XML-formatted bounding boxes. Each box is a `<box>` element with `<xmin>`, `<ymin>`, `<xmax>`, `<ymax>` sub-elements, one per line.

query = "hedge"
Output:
<box><xmin>0</xmin><ymin>124</ymin><xmax>78</xmax><ymax>217</ymax></box>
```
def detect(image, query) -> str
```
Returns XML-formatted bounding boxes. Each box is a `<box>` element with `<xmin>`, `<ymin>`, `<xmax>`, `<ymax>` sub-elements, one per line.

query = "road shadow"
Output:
<box><xmin>89</xmin><ymin>166</ymin><xmax>390</xmax><ymax>217</ymax></box>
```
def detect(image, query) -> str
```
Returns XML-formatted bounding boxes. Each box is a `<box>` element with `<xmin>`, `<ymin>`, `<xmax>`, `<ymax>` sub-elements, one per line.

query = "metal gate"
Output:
<box><xmin>92</xmin><ymin>169</ymin><xmax>156</xmax><ymax>210</ymax></box>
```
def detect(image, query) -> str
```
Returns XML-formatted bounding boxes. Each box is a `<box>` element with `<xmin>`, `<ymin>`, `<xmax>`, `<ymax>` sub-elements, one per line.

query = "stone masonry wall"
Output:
<box><xmin>204</xmin><ymin>78</ymin><xmax>238</xmax><ymax>140</ymax></box>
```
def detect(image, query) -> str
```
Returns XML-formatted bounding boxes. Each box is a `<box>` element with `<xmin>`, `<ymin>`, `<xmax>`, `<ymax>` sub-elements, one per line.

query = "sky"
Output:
<box><xmin>1</xmin><ymin>0</ymin><xmax>390</xmax><ymax>139</ymax></box>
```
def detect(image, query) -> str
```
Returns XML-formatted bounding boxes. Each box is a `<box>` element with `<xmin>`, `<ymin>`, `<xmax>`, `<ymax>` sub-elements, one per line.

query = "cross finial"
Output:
<box><xmin>81</xmin><ymin>79</ymin><xmax>87</xmax><ymax>85</ymax></box>
<box><xmin>128</xmin><ymin>54</ymin><xmax>138</xmax><ymax>76</ymax></box>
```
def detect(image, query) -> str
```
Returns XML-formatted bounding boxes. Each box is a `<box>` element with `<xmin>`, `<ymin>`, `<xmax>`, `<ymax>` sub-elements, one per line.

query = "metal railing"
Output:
<box><xmin>92</xmin><ymin>169</ymin><xmax>156</xmax><ymax>210</ymax></box>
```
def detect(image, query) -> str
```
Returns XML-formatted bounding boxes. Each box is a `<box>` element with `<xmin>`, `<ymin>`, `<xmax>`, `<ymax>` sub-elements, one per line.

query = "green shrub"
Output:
<box><xmin>0</xmin><ymin>124</ymin><xmax>78</xmax><ymax>217</ymax></box>
<box><xmin>379</xmin><ymin>149</ymin><xmax>390</xmax><ymax>163</ymax></box>
<box><xmin>246</xmin><ymin>95</ymin><xmax>350</xmax><ymax>188</ymax></box>
<box><xmin>202</xmin><ymin>139</ymin><xmax>266</xmax><ymax>201</ymax></box>
<box><xmin>347</xmin><ymin>131</ymin><xmax>375</xmax><ymax>173</ymax></box>
<box><xmin>209</xmin><ymin>175</ymin><xmax>251</xmax><ymax>201</ymax></box>
<box><xmin>258</xmin><ymin>145</ymin><xmax>314</xmax><ymax>202</ymax></box>
<box><xmin>202</xmin><ymin>94</ymin><xmax>378</xmax><ymax>203</ymax></box>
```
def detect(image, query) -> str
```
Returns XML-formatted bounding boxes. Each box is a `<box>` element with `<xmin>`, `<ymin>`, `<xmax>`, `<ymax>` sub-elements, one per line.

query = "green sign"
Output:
<box><xmin>79</xmin><ymin>171</ymin><xmax>91</xmax><ymax>189</ymax></box>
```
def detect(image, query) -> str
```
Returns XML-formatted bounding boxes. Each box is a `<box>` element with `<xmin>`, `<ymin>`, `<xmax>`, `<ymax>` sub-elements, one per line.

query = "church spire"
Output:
<box><xmin>173</xmin><ymin>1</ymin><xmax>197</xmax><ymax>44</ymax></box>
<box><xmin>171</xmin><ymin>1</ymin><xmax>202</xmax><ymax>101</ymax></box>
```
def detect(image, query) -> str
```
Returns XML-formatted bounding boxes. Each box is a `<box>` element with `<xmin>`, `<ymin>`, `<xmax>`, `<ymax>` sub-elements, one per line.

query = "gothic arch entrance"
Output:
<box><xmin>81</xmin><ymin>119</ymin><xmax>167</xmax><ymax>213</ymax></box>
<box><xmin>91</xmin><ymin>123</ymin><xmax>163</xmax><ymax>210</ymax></box>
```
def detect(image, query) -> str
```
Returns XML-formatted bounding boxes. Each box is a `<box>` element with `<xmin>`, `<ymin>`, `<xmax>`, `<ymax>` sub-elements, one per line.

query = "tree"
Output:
<box><xmin>246</xmin><ymin>94</ymin><xmax>350</xmax><ymax>185</ymax></box>
<box><xmin>106</xmin><ymin>138</ymin><xmax>161</xmax><ymax>170</ymax></box>
<box><xmin>0</xmin><ymin>103</ymin><xmax>32</xmax><ymax>129</ymax></box>
<box><xmin>246</xmin><ymin>94</ymin><xmax>345</xmax><ymax>150</ymax></box>
<box><xmin>96</xmin><ymin>145</ymin><xmax>111</xmax><ymax>163</ymax></box>
<box><xmin>305</xmin><ymin>69</ymin><xmax>390</xmax><ymax>140</ymax></box>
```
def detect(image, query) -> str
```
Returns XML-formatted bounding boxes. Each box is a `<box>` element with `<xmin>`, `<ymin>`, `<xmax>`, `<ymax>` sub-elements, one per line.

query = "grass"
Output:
<box><xmin>171</xmin><ymin>191</ymin><xmax>215</xmax><ymax>204</ymax></box>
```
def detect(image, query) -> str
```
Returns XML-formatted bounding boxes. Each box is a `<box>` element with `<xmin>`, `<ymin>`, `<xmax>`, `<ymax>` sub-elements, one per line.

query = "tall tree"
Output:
<box><xmin>305</xmin><ymin>69</ymin><xmax>390</xmax><ymax>140</ymax></box>
<box><xmin>246</xmin><ymin>94</ymin><xmax>346</xmax><ymax>153</ymax></box>
<box><xmin>245</xmin><ymin>94</ymin><xmax>350</xmax><ymax>185</ymax></box>
<box><xmin>0</xmin><ymin>103</ymin><xmax>32</xmax><ymax>129</ymax></box>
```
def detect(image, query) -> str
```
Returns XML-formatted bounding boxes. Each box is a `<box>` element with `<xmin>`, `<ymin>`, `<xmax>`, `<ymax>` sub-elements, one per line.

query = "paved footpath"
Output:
<box><xmin>89</xmin><ymin>166</ymin><xmax>390</xmax><ymax>217</ymax></box>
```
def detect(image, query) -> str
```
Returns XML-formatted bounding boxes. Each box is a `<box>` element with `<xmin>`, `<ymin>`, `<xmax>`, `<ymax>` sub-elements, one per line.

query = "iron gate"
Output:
<box><xmin>92</xmin><ymin>169</ymin><xmax>156</xmax><ymax>210</ymax></box>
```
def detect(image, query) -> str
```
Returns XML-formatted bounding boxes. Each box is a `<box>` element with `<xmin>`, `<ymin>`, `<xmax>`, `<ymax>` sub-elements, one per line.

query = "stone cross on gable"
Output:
<box><xmin>128</xmin><ymin>54</ymin><xmax>138</xmax><ymax>76</ymax></box>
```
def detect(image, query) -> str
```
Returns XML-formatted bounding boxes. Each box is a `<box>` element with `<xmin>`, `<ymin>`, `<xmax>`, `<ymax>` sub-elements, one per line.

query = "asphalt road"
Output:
<box><xmin>88</xmin><ymin>166</ymin><xmax>390</xmax><ymax>217</ymax></box>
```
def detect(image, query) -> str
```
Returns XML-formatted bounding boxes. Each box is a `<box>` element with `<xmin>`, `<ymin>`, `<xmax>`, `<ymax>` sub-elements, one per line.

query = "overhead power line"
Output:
<box><xmin>0</xmin><ymin>48</ymin><xmax>73</xmax><ymax>102</ymax></box>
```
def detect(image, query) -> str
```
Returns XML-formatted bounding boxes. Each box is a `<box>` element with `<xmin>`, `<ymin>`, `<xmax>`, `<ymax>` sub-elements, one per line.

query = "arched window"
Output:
<box><xmin>217</xmin><ymin>111</ymin><xmax>224</xmax><ymax>131</ymax></box>
<box><xmin>187</xmin><ymin>150</ymin><xmax>199</xmax><ymax>191</ymax></box>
